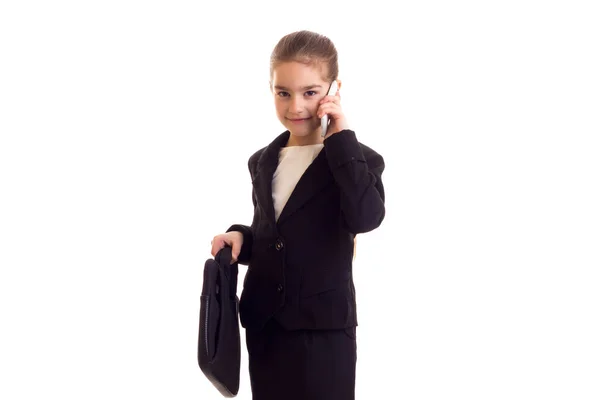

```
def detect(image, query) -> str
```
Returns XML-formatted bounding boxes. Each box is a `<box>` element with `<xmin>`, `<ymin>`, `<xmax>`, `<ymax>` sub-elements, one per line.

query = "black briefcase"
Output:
<box><xmin>198</xmin><ymin>246</ymin><xmax>241</xmax><ymax>397</ymax></box>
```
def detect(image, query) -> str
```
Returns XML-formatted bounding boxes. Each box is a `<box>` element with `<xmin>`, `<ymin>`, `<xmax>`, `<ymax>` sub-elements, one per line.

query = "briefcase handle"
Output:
<box><xmin>214</xmin><ymin>246</ymin><xmax>239</xmax><ymax>297</ymax></box>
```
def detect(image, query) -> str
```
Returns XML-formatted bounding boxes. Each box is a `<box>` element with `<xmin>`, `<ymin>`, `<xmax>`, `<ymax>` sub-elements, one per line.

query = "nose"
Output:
<box><xmin>289</xmin><ymin>95</ymin><xmax>305</xmax><ymax>113</ymax></box>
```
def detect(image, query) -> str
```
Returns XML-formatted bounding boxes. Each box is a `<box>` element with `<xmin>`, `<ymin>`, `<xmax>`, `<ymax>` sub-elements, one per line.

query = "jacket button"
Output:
<box><xmin>275</xmin><ymin>239</ymin><xmax>283</xmax><ymax>251</ymax></box>
<box><xmin>277</xmin><ymin>284</ymin><xmax>283</xmax><ymax>292</ymax></box>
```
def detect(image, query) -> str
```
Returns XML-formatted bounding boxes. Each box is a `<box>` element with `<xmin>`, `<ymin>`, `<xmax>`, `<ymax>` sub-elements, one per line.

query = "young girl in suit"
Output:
<box><xmin>210</xmin><ymin>30</ymin><xmax>385</xmax><ymax>400</ymax></box>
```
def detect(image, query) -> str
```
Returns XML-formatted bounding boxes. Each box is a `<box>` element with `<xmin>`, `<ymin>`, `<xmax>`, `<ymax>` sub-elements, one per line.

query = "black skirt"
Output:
<box><xmin>245</xmin><ymin>319</ymin><xmax>357</xmax><ymax>400</ymax></box>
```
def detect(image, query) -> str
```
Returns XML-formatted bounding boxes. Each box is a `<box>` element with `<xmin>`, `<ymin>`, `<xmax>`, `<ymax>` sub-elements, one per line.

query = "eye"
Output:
<box><xmin>277</xmin><ymin>91</ymin><xmax>290</xmax><ymax>97</ymax></box>
<box><xmin>305</xmin><ymin>90</ymin><xmax>317</xmax><ymax>96</ymax></box>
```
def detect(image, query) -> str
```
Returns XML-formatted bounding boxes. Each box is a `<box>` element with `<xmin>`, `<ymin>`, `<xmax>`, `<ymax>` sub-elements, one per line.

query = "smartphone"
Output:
<box><xmin>321</xmin><ymin>80</ymin><xmax>338</xmax><ymax>137</ymax></box>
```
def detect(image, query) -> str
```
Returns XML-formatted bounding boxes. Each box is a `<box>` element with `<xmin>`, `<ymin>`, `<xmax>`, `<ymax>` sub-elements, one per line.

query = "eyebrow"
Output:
<box><xmin>274</xmin><ymin>84</ymin><xmax>323</xmax><ymax>91</ymax></box>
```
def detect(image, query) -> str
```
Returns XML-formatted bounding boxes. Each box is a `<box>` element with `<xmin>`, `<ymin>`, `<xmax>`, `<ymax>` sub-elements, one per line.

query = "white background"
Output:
<box><xmin>1</xmin><ymin>1</ymin><xmax>599</xmax><ymax>399</ymax></box>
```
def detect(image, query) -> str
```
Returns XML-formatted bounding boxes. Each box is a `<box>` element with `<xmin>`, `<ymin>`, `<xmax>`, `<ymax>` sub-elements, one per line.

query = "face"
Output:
<box><xmin>271</xmin><ymin>61</ymin><xmax>336</xmax><ymax>145</ymax></box>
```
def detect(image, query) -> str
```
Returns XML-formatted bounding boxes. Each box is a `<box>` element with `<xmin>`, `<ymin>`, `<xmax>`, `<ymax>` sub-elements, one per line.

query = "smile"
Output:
<box><xmin>287</xmin><ymin>118</ymin><xmax>310</xmax><ymax>123</ymax></box>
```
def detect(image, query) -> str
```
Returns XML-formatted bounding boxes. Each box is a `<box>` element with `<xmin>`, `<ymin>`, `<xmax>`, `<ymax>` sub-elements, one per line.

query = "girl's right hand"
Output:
<box><xmin>211</xmin><ymin>231</ymin><xmax>243</xmax><ymax>263</ymax></box>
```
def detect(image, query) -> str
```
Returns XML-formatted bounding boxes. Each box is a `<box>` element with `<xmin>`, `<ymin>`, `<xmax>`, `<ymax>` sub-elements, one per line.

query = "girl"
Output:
<box><xmin>210</xmin><ymin>30</ymin><xmax>385</xmax><ymax>400</ymax></box>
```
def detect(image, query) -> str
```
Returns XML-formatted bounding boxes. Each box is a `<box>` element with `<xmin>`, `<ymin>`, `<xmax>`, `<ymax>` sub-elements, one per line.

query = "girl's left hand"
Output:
<box><xmin>317</xmin><ymin>92</ymin><xmax>349</xmax><ymax>139</ymax></box>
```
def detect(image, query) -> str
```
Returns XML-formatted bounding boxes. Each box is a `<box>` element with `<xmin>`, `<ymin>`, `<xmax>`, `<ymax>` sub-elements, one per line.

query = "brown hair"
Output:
<box><xmin>269</xmin><ymin>30</ymin><xmax>339</xmax><ymax>86</ymax></box>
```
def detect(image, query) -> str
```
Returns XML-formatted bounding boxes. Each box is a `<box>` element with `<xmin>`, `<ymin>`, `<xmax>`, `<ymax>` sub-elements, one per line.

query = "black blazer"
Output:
<box><xmin>227</xmin><ymin>129</ymin><xmax>385</xmax><ymax>331</ymax></box>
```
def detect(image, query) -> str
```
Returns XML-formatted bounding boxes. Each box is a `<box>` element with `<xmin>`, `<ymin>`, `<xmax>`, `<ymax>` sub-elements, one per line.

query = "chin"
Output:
<box><xmin>284</xmin><ymin>122</ymin><xmax>318</xmax><ymax>136</ymax></box>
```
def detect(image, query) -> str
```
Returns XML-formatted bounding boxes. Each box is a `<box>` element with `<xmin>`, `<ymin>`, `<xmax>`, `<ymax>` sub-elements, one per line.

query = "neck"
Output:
<box><xmin>286</xmin><ymin>127</ymin><xmax>323</xmax><ymax>147</ymax></box>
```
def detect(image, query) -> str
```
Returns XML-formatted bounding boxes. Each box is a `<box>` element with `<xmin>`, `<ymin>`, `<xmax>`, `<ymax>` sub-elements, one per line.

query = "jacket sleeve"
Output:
<box><xmin>324</xmin><ymin>129</ymin><xmax>386</xmax><ymax>234</ymax></box>
<box><xmin>225</xmin><ymin>155</ymin><xmax>258</xmax><ymax>265</ymax></box>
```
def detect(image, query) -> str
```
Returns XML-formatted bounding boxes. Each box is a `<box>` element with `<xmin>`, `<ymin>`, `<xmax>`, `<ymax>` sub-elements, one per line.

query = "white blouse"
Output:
<box><xmin>272</xmin><ymin>143</ymin><xmax>324</xmax><ymax>221</ymax></box>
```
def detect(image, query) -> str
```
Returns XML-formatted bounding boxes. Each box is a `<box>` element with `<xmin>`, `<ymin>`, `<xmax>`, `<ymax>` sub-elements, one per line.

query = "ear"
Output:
<box><xmin>335</xmin><ymin>79</ymin><xmax>342</xmax><ymax>94</ymax></box>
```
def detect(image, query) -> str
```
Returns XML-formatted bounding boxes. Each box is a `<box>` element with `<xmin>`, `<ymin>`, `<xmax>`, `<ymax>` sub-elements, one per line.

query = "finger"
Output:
<box><xmin>320</xmin><ymin>94</ymin><xmax>340</xmax><ymax>104</ymax></box>
<box><xmin>318</xmin><ymin>102</ymin><xmax>336</xmax><ymax>113</ymax></box>
<box><xmin>317</xmin><ymin>104</ymin><xmax>339</xmax><ymax>119</ymax></box>
<box><xmin>231</xmin><ymin>240</ymin><xmax>241</xmax><ymax>264</ymax></box>
<box><xmin>211</xmin><ymin>238</ymin><xmax>224</xmax><ymax>257</ymax></box>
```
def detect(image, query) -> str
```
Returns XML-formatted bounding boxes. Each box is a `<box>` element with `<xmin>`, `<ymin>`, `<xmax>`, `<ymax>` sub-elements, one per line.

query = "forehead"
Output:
<box><xmin>272</xmin><ymin>61</ymin><xmax>329</xmax><ymax>89</ymax></box>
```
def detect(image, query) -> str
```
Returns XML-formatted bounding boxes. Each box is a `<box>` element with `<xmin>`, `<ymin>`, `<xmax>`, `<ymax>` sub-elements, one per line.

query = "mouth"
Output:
<box><xmin>287</xmin><ymin>117</ymin><xmax>310</xmax><ymax>124</ymax></box>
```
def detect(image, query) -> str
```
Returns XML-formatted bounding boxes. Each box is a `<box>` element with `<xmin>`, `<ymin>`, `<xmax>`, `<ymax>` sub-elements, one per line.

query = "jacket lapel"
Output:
<box><xmin>276</xmin><ymin>151</ymin><xmax>331</xmax><ymax>225</ymax></box>
<box><xmin>251</xmin><ymin>131</ymin><xmax>334</xmax><ymax>228</ymax></box>
<box><xmin>251</xmin><ymin>132</ymin><xmax>288</xmax><ymax>227</ymax></box>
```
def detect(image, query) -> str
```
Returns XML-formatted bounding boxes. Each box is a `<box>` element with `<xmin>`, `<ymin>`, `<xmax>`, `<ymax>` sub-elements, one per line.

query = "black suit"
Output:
<box><xmin>227</xmin><ymin>129</ymin><xmax>385</xmax><ymax>400</ymax></box>
<box><xmin>228</xmin><ymin>129</ymin><xmax>385</xmax><ymax>332</ymax></box>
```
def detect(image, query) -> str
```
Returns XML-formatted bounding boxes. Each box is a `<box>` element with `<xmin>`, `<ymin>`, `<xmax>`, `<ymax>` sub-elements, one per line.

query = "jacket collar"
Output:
<box><xmin>252</xmin><ymin>131</ymin><xmax>332</xmax><ymax>227</ymax></box>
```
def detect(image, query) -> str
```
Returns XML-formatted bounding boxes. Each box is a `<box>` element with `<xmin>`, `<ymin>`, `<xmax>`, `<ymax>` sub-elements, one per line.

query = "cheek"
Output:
<box><xmin>309</xmin><ymin>100</ymin><xmax>321</xmax><ymax>114</ymax></box>
<box><xmin>275</xmin><ymin>103</ymin><xmax>286</xmax><ymax>117</ymax></box>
